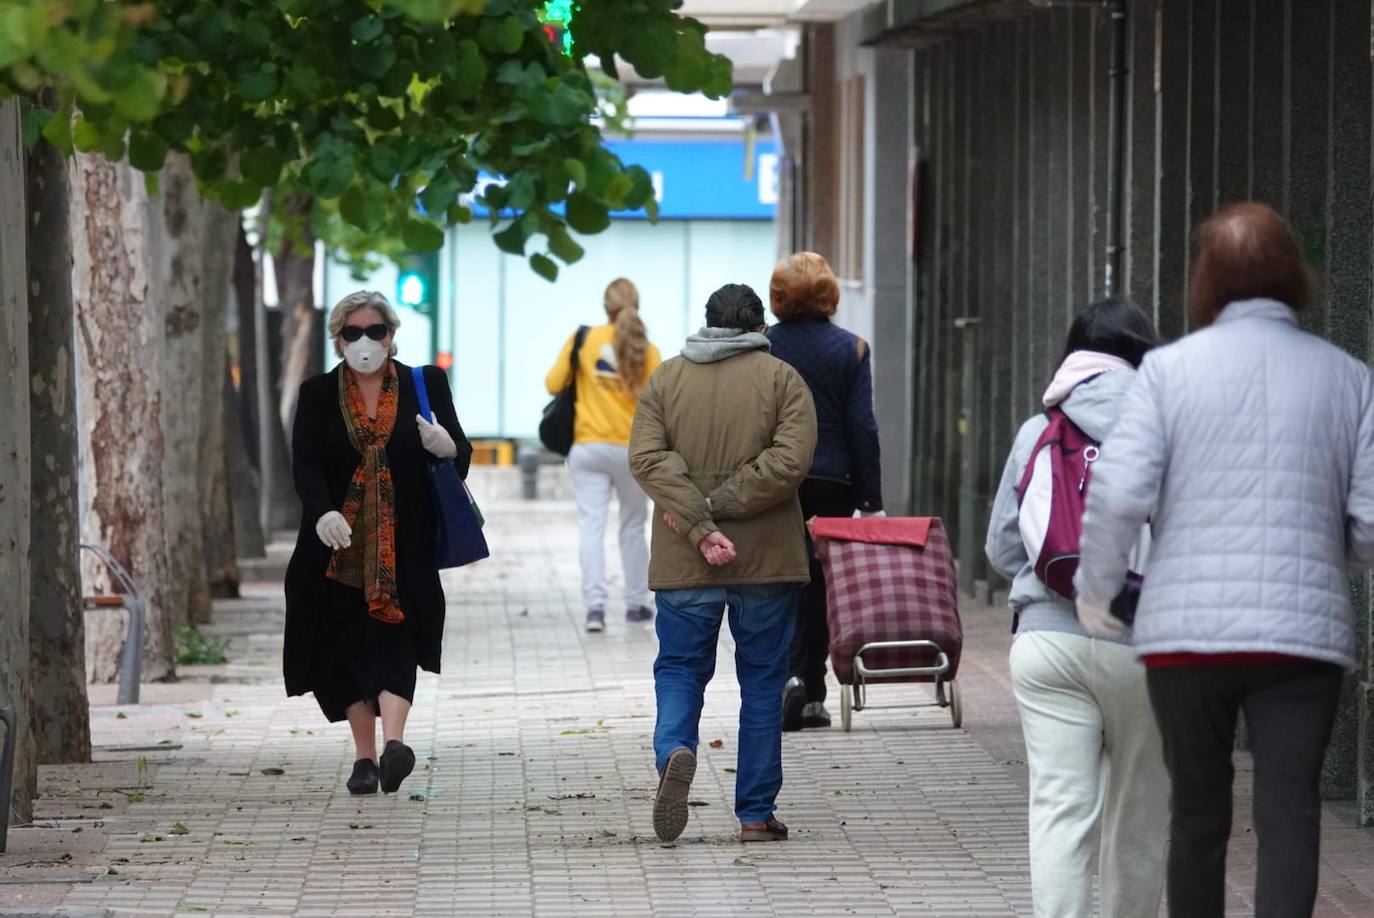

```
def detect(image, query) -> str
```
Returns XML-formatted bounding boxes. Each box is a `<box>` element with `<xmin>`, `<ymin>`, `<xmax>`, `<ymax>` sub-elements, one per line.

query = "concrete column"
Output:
<box><xmin>866</xmin><ymin>48</ymin><xmax>917</xmax><ymax>516</ymax></box>
<box><xmin>1125</xmin><ymin>0</ymin><xmax>1160</xmax><ymax>313</ymax></box>
<box><xmin>1155</xmin><ymin>0</ymin><xmax>1191</xmax><ymax>338</ymax></box>
<box><xmin>0</xmin><ymin>98</ymin><xmax>34</xmax><ymax>826</ymax></box>
<box><xmin>1322</xmin><ymin>0</ymin><xmax>1372</xmax><ymax>811</ymax></box>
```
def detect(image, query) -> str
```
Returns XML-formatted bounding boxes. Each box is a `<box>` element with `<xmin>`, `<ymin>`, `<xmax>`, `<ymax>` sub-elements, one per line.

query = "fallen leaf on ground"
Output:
<box><xmin>687</xmin><ymin>800</ymin><xmax>710</xmax><ymax>807</ymax></box>
<box><xmin>260</xmin><ymin>768</ymin><xmax>285</xmax><ymax>776</ymax></box>
<box><xmin>115</xmin><ymin>712</ymin><xmax>127</xmax><ymax>720</ymax></box>
<box><xmin>185</xmin><ymin>713</ymin><xmax>203</xmax><ymax>719</ymax></box>
<box><xmin>708</xmin><ymin>739</ymin><xmax>724</xmax><ymax>749</ymax></box>
<box><xmin>170</xmin><ymin>823</ymin><xmax>189</xmax><ymax>835</ymax></box>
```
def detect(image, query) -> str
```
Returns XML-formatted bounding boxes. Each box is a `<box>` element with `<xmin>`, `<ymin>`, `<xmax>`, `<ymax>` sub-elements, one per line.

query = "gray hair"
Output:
<box><xmin>328</xmin><ymin>290</ymin><xmax>402</xmax><ymax>357</ymax></box>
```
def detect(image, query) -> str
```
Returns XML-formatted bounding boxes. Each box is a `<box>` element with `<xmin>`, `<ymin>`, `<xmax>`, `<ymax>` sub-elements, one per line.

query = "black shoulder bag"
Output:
<box><xmin>538</xmin><ymin>325</ymin><xmax>589</xmax><ymax>456</ymax></box>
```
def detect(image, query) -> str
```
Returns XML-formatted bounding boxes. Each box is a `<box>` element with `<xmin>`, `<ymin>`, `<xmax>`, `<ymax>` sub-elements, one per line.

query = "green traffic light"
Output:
<box><xmin>398</xmin><ymin>271</ymin><xmax>426</xmax><ymax>307</ymax></box>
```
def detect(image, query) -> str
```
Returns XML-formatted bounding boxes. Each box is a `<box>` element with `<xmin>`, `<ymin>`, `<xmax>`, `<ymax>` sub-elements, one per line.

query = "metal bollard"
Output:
<box><xmin>518</xmin><ymin>448</ymin><xmax>541</xmax><ymax>501</ymax></box>
<box><xmin>0</xmin><ymin>685</ymin><xmax>16</xmax><ymax>853</ymax></box>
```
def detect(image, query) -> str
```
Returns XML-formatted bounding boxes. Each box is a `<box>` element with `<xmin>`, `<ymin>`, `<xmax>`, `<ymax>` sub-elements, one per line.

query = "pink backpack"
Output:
<box><xmin>1014</xmin><ymin>408</ymin><xmax>1149</xmax><ymax>603</ymax></box>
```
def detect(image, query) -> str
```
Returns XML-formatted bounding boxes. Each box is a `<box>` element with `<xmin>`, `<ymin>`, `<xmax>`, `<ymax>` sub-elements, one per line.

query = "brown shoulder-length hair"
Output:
<box><xmin>1188</xmin><ymin>202</ymin><xmax>1317</xmax><ymax>327</ymax></box>
<box><xmin>770</xmin><ymin>251</ymin><xmax>840</xmax><ymax>321</ymax></box>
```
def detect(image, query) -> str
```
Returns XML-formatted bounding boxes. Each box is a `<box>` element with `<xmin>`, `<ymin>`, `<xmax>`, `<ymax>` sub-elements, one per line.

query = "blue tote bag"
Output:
<box><xmin>413</xmin><ymin>367</ymin><xmax>489</xmax><ymax>569</ymax></box>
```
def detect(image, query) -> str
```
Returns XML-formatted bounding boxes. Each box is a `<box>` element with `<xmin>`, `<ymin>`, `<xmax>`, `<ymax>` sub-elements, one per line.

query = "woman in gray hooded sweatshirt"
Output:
<box><xmin>985</xmin><ymin>298</ymin><xmax>1167</xmax><ymax>918</ymax></box>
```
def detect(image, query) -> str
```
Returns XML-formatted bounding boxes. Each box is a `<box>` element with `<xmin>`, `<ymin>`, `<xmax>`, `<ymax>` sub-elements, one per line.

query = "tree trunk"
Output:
<box><xmin>0</xmin><ymin>98</ymin><xmax>35</xmax><ymax>825</ymax></box>
<box><xmin>157</xmin><ymin>155</ymin><xmax>212</xmax><ymax>627</ymax></box>
<box><xmin>72</xmin><ymin>154</ymin><xmax>175</xmax><ymax>683</ymax></box>
<box><xmin>230</xmin><ymin>222</ymin><xmax>266</xmax><ymax>559</ymax></box>
<box><xmin>254</xmin><ymin>197</ymin><xmax>296</xmax><ymax>536</ymax></box>
<box><xmin>275</xmin><ymin>224</ymin><xmax>320</xmax><ymax>451</ymax></box>
<box><xmin>200</xmin><ymin>205</ymin><xmax>240</xmax><ymax>599</ymax></box>
<box><xmin>25</xmin><ymin>133</ymin><xmax>90</xmax><ymax>765</ymax></box>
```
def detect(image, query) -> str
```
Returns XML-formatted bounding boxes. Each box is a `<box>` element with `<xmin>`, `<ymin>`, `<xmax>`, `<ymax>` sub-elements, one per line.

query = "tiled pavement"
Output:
<box><xmin>3</xmin><ymin>475</ymin><xmax>1374</xmax><ymax>917</ymax></box>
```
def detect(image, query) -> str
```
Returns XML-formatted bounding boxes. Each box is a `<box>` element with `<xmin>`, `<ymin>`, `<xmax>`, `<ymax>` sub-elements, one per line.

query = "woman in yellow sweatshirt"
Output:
<box><xmin>545</xmin><ymin>278</ymin><xmax>663</xmax><ymax>632</ymax></box>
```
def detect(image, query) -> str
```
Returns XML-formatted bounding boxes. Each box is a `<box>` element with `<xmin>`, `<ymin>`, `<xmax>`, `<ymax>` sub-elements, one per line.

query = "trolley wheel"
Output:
<box><xmin>948</xmin><ymin>679</ymin><xmax>962</xmax><ymax>729</ymax></box>
<box><xmin>840</xmin><ymin>684</ymin><xmax>853</xmax><ymax>733</ymax></box>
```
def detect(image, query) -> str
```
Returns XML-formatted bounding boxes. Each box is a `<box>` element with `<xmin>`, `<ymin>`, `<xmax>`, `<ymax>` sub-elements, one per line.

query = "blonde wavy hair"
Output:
<box><xmin>604</xmin><ymin>278</ymin><xmax>649</xmax><ymax>394</ymax></box>
<box><xmin>328</xmin><ymin>290</ymin><xmax>402</xmax><ymax>358</ymax></box>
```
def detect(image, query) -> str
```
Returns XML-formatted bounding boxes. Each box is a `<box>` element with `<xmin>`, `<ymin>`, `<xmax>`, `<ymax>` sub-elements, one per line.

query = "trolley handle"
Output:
<box><xmin>854</xmin><ymin>640</ymin><xmax>950</xmax><ymax>681</ymax></box>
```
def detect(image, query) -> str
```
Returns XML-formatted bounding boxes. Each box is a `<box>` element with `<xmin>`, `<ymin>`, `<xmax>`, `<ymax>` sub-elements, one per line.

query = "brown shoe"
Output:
<box><xmin>653</xmin><ymin>747</ymin><xmax>696</xmax><ymax>842</ymax></box>
<box><xmin>740</xmin><ymin>816</ymin><xmax>789</xmax><ymax>842</ymax></box>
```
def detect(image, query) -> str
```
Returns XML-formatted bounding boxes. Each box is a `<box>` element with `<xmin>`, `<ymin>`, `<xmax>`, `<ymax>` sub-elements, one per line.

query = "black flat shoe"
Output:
<box><xmin>379</xmin><ymin>740</ymin><xmax>415</xmax><ymax>794</ymax></box>
<box><xmin>782</xmin><ymin>677</ymin><xmax>806</xmax><ymax>733</ymax></box>
<box><xmin>347</xmin><ymin>758</ymin><xmax>379</xmax><ymax>795</ymax></box>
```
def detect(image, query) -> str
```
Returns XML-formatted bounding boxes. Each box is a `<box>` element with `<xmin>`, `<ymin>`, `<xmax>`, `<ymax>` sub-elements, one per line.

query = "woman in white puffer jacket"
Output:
<box><xmin>1075</xmin><ymin>202</ymin><xmax>1374</xmax><ymax>918</ymax></box>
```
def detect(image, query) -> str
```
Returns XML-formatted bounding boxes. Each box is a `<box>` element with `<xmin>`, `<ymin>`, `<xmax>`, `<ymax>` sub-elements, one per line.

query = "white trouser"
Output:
<box><xmin>1009</xmin><ymin>630</ymin><xmax>1169</xmax><ymax>918</ymax></box>
<box><xmin>568</xmin><ymin>443</ymin><xmax>651</xmax><ymax>611</ymax></box>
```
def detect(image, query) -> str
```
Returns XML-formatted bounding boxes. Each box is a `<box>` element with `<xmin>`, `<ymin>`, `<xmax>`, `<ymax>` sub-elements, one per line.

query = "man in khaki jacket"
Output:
<box><xmin>629</xmin><ymin>283</ymin><xmax>817</xmax><ymax>845</ymax></box>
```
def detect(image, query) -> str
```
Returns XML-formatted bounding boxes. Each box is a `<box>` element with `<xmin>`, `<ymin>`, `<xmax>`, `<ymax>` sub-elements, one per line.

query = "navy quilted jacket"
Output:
<box><xmin>767</xmin><ymin>318</ymin><xmax>883</xmax><ymax>511</ymax></box>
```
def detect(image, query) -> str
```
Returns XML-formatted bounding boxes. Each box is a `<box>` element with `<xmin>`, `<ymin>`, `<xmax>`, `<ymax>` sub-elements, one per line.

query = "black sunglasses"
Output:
<box><xmin>340</xmin><ymin>323</ymin><xmax>389</xmax><ymax>342</ymax></box>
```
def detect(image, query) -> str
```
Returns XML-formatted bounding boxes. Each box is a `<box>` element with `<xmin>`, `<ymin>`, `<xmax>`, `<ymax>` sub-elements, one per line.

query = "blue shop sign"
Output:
<box><xmin>462</xmin><ymin>139</ymin><xmax>778</xmax><ymax>222</ymax></box>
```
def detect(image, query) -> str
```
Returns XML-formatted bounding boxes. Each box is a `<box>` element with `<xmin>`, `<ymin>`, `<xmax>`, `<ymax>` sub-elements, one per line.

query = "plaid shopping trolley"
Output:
<box><xmin>812</xmin><ymin>516</ymin><xmax>963</xmax><ymax>731</ymax></box>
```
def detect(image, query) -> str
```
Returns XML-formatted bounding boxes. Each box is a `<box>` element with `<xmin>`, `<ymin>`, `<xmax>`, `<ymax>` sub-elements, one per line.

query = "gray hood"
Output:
<box><xmin>681</xmin><ymin>327</ymin><xmax>771</xmax><ymax>364</ymax></box>
<box><xmin>1059</xmin><ymin>370</ymin><xmax>1138</xmax><ymax>442</ymax></box>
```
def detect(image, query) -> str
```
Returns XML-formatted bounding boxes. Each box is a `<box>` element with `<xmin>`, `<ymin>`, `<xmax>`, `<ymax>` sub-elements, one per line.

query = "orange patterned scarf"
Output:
<box><xmin>326</xmin><ymin>363</ymin><xmax>403</xmax><ymax>624</ymax></box>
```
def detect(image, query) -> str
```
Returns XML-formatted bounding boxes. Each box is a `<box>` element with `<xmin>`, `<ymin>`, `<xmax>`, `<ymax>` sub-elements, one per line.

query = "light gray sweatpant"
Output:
<box><xmin>1010</xmin><ymin>630</ymin><xmax>1169</xmax><ymax>918</ymax></box>
<box><xmin>568</xmin><ymin>443</ymin><xmax>651</xmax><ymax>612</ymax></box>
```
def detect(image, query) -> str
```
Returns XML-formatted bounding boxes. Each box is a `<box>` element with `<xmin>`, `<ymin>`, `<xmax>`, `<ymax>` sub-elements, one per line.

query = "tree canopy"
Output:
<box><xmin>2</xmin><ymin>0</ymin><xmax>732</xmax><ymax>279</ymax></box>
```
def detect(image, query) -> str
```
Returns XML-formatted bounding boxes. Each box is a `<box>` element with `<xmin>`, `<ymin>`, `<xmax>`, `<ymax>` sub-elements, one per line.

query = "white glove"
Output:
<box><xmin>1076</xmin><ymin>595</ymin><xmax>1125</xmax><ymax>638</ymax></box>
<box><xmin>416</xmin><ymin>415</ymin><xmax>457</xmax><ymax>459</ymax></box>
<box><xmin>858</xmin><ymin>510</ymin><xmax>887</xmax><ymax>518</ymax></box>
<box><xmin>316</xmin><ymin>511</ymin><xmax>352</xmax><ymax>550</ymax></box>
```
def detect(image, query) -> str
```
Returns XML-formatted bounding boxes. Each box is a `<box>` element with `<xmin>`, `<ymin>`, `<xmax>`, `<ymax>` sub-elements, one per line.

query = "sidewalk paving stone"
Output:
<box><xmin>1</xmin><ymin>482</ymin><xmax>1372</xmax><ymax>915</ymax></box>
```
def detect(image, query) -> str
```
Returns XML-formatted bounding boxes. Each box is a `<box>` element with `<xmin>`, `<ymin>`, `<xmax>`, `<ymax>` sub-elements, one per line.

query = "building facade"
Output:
<box><xmin>766</xmin><ymin>0</ymin><xmax>1374</xmax><ymax>818</ymax></box>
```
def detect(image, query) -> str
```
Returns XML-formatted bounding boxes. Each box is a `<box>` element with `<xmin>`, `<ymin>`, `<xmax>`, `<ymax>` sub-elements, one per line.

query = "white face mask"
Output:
<box><xmin>343</xmin><ymin>337</ymin><xmax>388</xmax><ymax>375</ymax></box>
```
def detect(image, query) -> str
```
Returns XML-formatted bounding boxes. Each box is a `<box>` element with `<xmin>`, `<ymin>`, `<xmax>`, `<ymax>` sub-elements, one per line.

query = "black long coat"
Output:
<box><xmin>283</xmin><ymin>362</ymin><xmax>472</xmax><ymax>698</ymax></box>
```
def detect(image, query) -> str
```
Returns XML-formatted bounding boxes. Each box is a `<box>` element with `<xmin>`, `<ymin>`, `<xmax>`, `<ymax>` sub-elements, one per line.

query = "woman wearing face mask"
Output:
<box><xmin>283</xmin><ymin>290</ymin><xmax>472</xmax><ymax>796</ymax></box>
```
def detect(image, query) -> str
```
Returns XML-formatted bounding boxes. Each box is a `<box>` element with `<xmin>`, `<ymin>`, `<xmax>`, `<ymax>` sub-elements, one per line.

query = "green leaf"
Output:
<box><xmin>530</xmin><ymin>253</ymin><xmax>558</xmax><ymax>282</ymax></box>
<box><xmin>401</xmin><ymin>219</ymin><xmax>444</xmax><ymax>252</ymax></box>
<box><xmin>112</xmin><ymin>70</ymin><xmax>164</xmax><ymax>121</ymax></box>
<box><xmin>128</xmin><ymin>130</ymin><xmax>169</xmax><ymax>172</ymax></box>
<box><xmin>351</xmin><ymin>16</ymin><xmax>385</xmax><ymax>42</ymax></box>
<box><xmin>447</xmin><ymin>204</ymin><xmax>473</xmax><ymax>224</ymax></box>
<box><xmin>602</xmin><ymin>173</ymin><xmax>634</xmax><ymax>209</ymax></box>
<box><xmin>451</xmin><ymin>40</ymin><xmax>488</xmax><ymax>100</ymax></box>
<box><xmin>352</xmin><ymin>40</ymin><xmax>398</xmax><ymax>81</ymax></box>
<box><xmin>419</xmin><ymin>170</ymin><xmax>460</xmax><ymax>216</ymax></box>
<box><xmin>622</xmin><ymin>165</ymin><xmax>655</xmax><ymax>209</ymax></box>
<box><xmin>71</xmin><ymin>117</ymin><xmax>101</xmax><ymax>153</ymax></box>
<box><xmin>302</xmin><ymin>148</ymin><xmax>355</xmax><ymax>198</ymax></box>
<box><xmin>40</xmin><ymin>109</ymin><xmax>73</xmax><ymax>156</ymax></box>
<box><xmin>145</xmin><ymin>172</ymin><xmax>160</xmax><ymax>197</ymax></box>
<box><xmin>191</xmin><ymin>147</ymin><xmax>228</xmax><ymax>183</ymax></box>
<box><xmin>479</xmin><ymin>15</ymin><xmax>525</xmax><ymax>55</ymax></box>
<box><xmin>169</xmin><ymin>822</ymin><xmax>190</xmax><ymax>836</ymax></box>
<box><xmin>563</xmin><ymin>158</ymin><xmax>587</xmax><ymax>190</ymax></box>
<box><xmin>367</xmin><ymin>143</ymin><xmax>401</xmax><ymax>183</ymax></box>
<box><xmin>565</xmin><ymin>192</ymin><xmax>610</xmax><ymax>235</ymax></box>
<box><xmin>234</xmin><ymin>64</ymin><xmax>280</xmax><ymax>104</ymax></box>
<box><xmin>20</xmin><ymin>104</ymin><xmax>53</xmax><ymax>150</ymax></box>
<box><xmin>547</xmin><ymin>225</ymin><xmax>584</xmax><ymax>264</ymax></box>
<box><xmin>241</xmin><ymin>146</ymin><xmax>284</xmax><ymax>189</ymax></box>
<box><xmin>493</xmin><ymin>220</ymin><xmax>527</xmax><ymax>255</ymax></box>
<box><xmin>286</xmin><ymin>62</ymin><xmax>323</xmax><ymax>100</ymax></box>
<box><xmin>340</xmin><ymin>186</ymin><xmax>384</xmax><ymax>233</ymax></box>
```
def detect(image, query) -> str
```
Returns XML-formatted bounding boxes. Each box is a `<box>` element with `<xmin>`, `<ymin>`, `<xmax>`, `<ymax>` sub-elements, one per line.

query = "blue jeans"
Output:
<box><xmin>652</xmin><ymin>584</ymin><xmax>798</xmax><ymax>824</ymax></box>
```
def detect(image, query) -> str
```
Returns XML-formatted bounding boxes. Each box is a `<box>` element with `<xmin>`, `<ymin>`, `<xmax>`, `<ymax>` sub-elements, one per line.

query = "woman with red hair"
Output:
<box><xmin>766</xmin><ymin>252</ymin><xmax>883</xmax><ymax>731</ymax></box>
<box><xmin>1074</xmin><ymin>203</ymin><xmax>1374</xmax><ymax>917</ymax></box>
